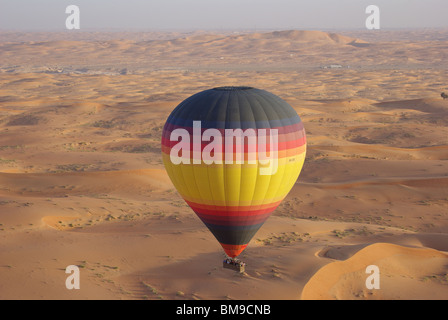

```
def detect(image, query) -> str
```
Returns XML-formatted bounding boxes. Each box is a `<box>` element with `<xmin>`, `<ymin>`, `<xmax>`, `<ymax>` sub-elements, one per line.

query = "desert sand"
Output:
<box><xmin>0</xmin><ymin>29</ymin><xmax>447</xmax><ymax>300</ymax></box>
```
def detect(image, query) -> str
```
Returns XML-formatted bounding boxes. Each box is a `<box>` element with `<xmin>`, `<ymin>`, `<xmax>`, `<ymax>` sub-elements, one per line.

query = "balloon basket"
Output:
<box><xmin>223</xmin><ymin>258</ymin><xmax>246</xmax><ymax>273</ymax></box>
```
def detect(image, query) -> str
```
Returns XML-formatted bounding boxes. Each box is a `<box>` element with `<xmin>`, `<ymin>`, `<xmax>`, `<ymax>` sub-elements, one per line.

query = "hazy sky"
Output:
<box><xmin>0</xmin><ymin>0</ymin><xmax>447</xmax><ymax>31</ymax></box>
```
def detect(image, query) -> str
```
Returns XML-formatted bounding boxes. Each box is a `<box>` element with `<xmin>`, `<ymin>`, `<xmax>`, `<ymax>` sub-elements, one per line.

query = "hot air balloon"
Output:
<box><xmin>161</xmin><ymin>86</ymin><xmax>306</xmax><ymax>266</ymax></box>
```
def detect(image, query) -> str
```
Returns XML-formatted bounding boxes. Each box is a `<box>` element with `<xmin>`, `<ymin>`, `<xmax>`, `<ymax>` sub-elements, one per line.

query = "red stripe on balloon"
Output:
<box><xmin>162</xmin><ymin>121</ymin><xmax>305</xmax><ymax>140</ymax></box>
<box><xmin>161</xmin><ymin>136</ymin><xmax>306</xmax><ymax>154</ymax></box>
<box><xmin>195</xmin><ymin>212</ymin><xmax>271</xmax><ymax>226</ymax></box>
<box><xmin>185</xmin><ymin>200</ymin><xmax>280</xmax><ymax>216</ymax></box>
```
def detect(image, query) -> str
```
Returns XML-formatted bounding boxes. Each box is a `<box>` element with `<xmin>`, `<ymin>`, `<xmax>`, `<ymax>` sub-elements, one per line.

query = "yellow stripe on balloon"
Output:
<box><xmin>162</xmin><ymin>152</ymin><xmax>305</xmax><ymax>206</ymax></box>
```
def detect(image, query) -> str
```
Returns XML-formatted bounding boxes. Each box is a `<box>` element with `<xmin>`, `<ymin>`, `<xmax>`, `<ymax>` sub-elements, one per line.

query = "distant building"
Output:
<box><xmin>322</xmin><ymin>64</ymin><xmax>343</xmax><ymax>69</ymax></box>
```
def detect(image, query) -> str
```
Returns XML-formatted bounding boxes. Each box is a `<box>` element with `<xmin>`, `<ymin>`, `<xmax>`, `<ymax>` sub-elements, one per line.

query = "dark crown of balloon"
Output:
<box><xmin>213</xmin><ymin>86</ymin><xmax>254</xmax><ymax>91</ymax></box>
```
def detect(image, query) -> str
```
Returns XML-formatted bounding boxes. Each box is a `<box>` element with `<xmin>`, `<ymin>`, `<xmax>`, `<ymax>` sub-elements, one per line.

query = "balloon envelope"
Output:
<box><xmin>161</xmin><ymin>86</ymin><xmax>306</xmax><ymax>258</ymax></box>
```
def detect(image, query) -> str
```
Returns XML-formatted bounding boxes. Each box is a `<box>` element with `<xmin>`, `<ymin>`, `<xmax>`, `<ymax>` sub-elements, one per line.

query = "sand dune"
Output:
<box><xmin>375</xmin><ymin>98</ymin><xmax>448</xmax><ymax>114</ymax></box>
<box><xmin>1</xmin><ymin>29</ymin><xmax>448</xmax><ymax>300</ymax></box>
<box><xmin>0</xmin><ymin>169</ymin><xmax>171</xmax><ymax>197</ymax></box>
<box><xmin>302</xmin><ymin>243</ymin><xmax>448</xmax><ymax>300</ymax></box>
<box><xmin>2</xmin><ymin>29</ymin><xmax>447</xmax><ymax>75</ymax></box>
<box><xmin>216</xmin><ymin>30</ymin><xmax>362</xmax><ymax>44</ymax></box>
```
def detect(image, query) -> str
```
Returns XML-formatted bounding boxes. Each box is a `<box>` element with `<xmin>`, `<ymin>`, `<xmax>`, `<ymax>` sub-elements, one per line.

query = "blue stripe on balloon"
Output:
<box><xmin>203</xmin><ymin>222</ymin><xmax>265</xmax><ymax>245</ymax></box>
<box><xmin>166</xmin><ymin>115</ymin><xmax>302</xmax><ymax>129</ymax></box>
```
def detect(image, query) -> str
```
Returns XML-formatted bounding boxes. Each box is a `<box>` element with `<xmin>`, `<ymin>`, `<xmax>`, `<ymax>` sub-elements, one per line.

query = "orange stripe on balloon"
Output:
<box><xmin>161</xmin><ymin>144</ymin><xmax>306</xmax><ymax>160</ymax></box>
<box><xmin>221</xmin><ymin>243</ymin><xmax>248</xmax><ymax>258</ymax></box>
